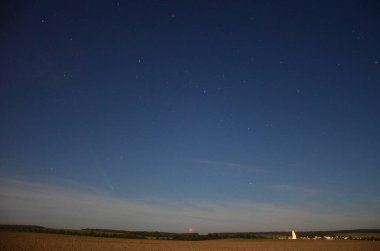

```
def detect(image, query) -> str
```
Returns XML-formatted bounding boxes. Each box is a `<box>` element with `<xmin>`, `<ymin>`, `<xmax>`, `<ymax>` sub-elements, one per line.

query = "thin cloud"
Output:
<box><xmin>190</xmin><ymin>159</ymin><xmax>271</xmax><ymax>174</ymax></box>
<box><xmin>271</xmin><ymin>184</ymin><xmax>320</xmax><ymax>196</ymax></box>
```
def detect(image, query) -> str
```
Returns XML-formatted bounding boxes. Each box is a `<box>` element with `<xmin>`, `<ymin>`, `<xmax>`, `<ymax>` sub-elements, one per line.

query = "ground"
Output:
<box><xmin>1</xmin><ymin>232</ymin><xmax>380</xmax><ymax>251</ymax></box>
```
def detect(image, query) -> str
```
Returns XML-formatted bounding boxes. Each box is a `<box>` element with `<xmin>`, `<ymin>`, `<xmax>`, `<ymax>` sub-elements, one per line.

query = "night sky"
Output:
<box><xmin>1</xmin><ymin>1</ymin><xmax>380</xmax><ymax>233</ymax></box>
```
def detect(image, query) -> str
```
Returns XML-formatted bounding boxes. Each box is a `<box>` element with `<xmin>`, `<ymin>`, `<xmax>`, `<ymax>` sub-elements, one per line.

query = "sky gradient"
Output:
<box><xmin>1</xmin><ymin>0</ymin><xmax>380</xmax><ymax>233</ymax></box>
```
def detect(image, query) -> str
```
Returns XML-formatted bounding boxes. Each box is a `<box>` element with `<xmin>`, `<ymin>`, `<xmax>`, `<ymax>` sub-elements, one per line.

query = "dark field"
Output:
<box><xmin>1</xmin><ymin>232</ymin><xmax>380</xmax><ymax>251</ymax></box>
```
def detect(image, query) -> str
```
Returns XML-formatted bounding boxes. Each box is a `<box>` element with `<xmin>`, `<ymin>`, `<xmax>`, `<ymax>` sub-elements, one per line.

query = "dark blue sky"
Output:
<box><xmin>0</xmin><ymin>0</ymin><xmax>379</xmax><ymax>232</ymax></box>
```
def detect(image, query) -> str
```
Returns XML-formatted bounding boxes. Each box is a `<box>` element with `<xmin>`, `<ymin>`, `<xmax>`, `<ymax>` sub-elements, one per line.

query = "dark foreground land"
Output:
<box><xmin>1</xmin><ymin>232</ymin><xmax>380</xmax><ymax>251</ymax></box>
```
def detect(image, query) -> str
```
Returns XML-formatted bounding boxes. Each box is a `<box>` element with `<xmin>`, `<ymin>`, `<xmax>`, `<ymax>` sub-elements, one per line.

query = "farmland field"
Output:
<box><xmin>1</xmin><ymin>232</ymin><xmax>380</xmax><ymax>251</ymax></box>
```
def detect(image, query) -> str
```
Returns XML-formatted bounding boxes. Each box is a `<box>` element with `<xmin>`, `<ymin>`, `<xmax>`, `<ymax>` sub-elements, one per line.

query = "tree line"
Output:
<box><xmin>1</xmin><ymin>224</ymin><xmax>379</xmax><ymax>241</ymax></box>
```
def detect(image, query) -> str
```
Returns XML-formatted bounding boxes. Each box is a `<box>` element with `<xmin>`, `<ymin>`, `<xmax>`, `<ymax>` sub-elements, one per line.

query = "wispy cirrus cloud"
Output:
<box><xmin>190</xmin><ymin>158</ymin><xmax>271</xmax><ymax>173</ymax></box>
<box><xmin>0</xmin><ymin>177</ymin><xmax>379</xmax><ymax>233</ymax></box>
<box><xmin>271</xmin><ymin>184</ymin><xmax>320</xmax><ymax>196</ymax></box>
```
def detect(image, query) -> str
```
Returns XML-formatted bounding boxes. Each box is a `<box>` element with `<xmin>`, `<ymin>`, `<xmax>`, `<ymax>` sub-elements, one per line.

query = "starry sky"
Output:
<box><xmin>0</xmin><ymin>0</ymin><xmax>380</xmax><ymax>233</ymax></box>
